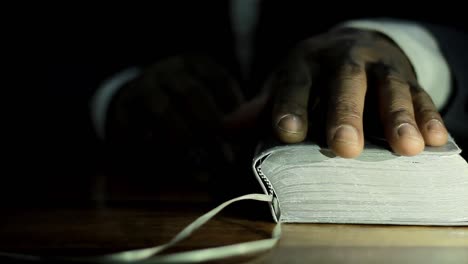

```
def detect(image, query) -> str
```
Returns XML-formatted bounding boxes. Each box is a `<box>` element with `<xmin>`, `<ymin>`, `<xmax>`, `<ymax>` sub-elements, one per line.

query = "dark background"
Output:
<box><xmin>5</xmin><ymin>1</ymin><xmax>468</xmax><ymax>206</ymax></box>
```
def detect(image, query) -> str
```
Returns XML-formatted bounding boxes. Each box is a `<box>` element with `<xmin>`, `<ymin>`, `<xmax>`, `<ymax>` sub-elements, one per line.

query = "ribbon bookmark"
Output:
<box><xmin>0</xmin><ymin>193</ymin><xmax>281</xmax><ymax>263</ymax></box>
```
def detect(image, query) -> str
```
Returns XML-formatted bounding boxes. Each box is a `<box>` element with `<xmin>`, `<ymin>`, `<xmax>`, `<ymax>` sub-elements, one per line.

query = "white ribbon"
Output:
<box><xmin>0</xmin><ymin>193</ymin><xmax>281</xmax><ymax>263</ymax></box>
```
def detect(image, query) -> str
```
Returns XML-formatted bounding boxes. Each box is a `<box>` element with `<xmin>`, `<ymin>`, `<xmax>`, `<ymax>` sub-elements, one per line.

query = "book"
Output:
<box><xmin>253</xmin><ymin>136</ymin><xmax>468</xmax><ymax>225</ymax></box>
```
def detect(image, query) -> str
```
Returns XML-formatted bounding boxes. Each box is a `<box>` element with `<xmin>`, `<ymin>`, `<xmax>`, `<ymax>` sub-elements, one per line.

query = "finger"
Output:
<box><xmin>411</xmin><ymin>85</ymin><xmax>448</xmax><ymax>146</ymax></box>
<box><xmin>326</xmin><ymin>61</ymin><xmax>366</xmax><ymax>158</ymax></box>
<box><xmin>378</xmin><ymin>68</ymin><xmax>425</xmax><ymax>156</ymax></box>
<box><xmin>271</xmin><ymin>59</ymin><xmax>314</xmax><ymax>143</ymax></box>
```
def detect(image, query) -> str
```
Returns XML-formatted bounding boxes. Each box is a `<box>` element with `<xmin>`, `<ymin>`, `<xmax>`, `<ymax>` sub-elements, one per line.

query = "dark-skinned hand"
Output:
<box><xmin>267</xmin><ymin>28</ymin><xmax>448</xmax><ymax>158</ymax></box>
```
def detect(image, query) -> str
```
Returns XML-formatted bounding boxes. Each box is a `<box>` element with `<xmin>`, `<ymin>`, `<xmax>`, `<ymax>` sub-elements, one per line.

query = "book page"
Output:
<box><xmin>255</xmin><ymin>137</ymin><xmax>468</xmax><ymax>225</ymax></box>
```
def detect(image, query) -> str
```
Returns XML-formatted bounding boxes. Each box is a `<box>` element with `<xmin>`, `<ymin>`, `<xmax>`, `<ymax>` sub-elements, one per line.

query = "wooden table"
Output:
<box><xmin>1</xmin><ymin>171</ymin><xmax>467</xmax><ymax>264</ymax></box>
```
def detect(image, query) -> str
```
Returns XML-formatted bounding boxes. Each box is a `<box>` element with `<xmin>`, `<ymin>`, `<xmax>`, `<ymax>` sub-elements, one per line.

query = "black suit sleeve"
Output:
<box><xmin>423</xmin><ymin>24</ymin><xmax>468</xmax><ymax>154</ymax></box>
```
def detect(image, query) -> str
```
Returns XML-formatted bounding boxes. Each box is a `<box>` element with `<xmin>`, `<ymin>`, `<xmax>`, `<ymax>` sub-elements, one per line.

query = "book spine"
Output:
<box><xmin>256</xmin><ymin>166</ymin><xmax>274</xmax><ymax>195</ymax></box>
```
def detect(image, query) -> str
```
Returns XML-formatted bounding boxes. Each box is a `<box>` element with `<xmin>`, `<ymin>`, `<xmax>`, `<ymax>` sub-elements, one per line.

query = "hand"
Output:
<box><xmin>106</xmin><ymin>55</ymin><xmax>243</xmax><ymax>168</ymax></box>
<box><xmin>267</xmin><ymin>28</ymin><xmax>448</xmax><ymax>158</ymax></box>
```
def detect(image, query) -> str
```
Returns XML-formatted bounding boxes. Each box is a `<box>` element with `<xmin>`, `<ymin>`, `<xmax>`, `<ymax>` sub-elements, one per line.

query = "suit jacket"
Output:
<box><xmin>424</xmin><ymin>24</ymin><xmax>468</xmax><ymax>156</ymax></box>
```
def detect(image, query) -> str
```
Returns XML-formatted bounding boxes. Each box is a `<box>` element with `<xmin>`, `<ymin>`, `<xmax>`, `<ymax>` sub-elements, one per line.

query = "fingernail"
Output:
<box><xmin>427</xmin><ymin>119</ymin><xmax>445</xmax><ymax>134</ymax></box>
<box><xmin>333</xmin><ymin>125</ymin><xmax>359</xmax><ymax>144</ymax></box>
<box><xmin>277</xmin><ymin>114</ymin><xmax>303</xmax><ymax>133</ymax></box>
<box><xmin>397</xmin><ymin>123</ymin><xmax>422</xmax><ymax>141</ymax></box>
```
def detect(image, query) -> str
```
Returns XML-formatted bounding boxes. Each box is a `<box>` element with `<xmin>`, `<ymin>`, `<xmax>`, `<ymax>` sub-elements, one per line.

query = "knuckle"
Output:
<box><xmin>387</xmin><ymin>107</ymin><xmax>413</xmax><ymax>123</ymax></box>
<box><xmin>411</xmin><ymin>89</ymin><xmax>426</xmax><ymax>101</ymax></box>
<box><xmin>412</xmin><ymin>89</ymin><xmax>435</xmax><ymax>105</ymax></box>
<box><xmin>337</xmin><ymin>76</ymin><xmax>364</xmax><ymax>87</ymax></box>
<box><xmin>385</xmin><ymin>74</ymin><xmax>408</xmax><ymax>88</ymax></box>
<box><xmin>389</xmin><ymin>107</ymin><xmax>411</xmax><ymax>116</ymax></box>
<box><xmin>339</xmin><ymin>61</ymin><xmax>364</xmax><ymax>77</ymax></box>
<box><xmin>336</xmin><ymin>62</ymin><xmax>365</xmax><ymax>89</ymax></box>
<box><xmin>416</xmin><ymin>108</ymin><xmax>439</xmax><ymax>119</ymax></box>
<box><xmin>333</xmin><ymin>98</ymin><xmax>362</xmax><ymax>120</ymax></box>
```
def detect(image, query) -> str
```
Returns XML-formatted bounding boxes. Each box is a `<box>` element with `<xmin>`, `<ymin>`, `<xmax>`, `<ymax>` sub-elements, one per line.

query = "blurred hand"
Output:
<box><xmin>267</xmin><ymin>28</ymin><xmax>448</xmax><ymax>158</ymax></box>
<box><xmin>106</xmin><ymin>55</ymin><xmax>244</xmax><ymax>168</ymax></box>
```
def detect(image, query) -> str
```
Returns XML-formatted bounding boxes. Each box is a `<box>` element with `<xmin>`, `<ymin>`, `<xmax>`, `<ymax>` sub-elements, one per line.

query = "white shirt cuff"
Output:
<box><xmin>338</xmin><ymin>19</ymin><xmax>451</xmax><ymax>110</ymax></box>
<box><xmin>90</xmin><ymin>67</ymin><xmax>141</xmax><ymax>140</ymax></box>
